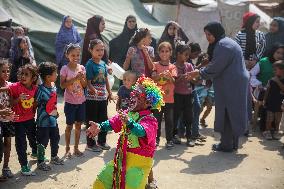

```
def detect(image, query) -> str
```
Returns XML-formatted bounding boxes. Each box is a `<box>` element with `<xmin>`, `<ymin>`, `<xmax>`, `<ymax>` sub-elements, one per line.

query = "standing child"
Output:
<box><xmin>263</xmin><ymin>60</ymin><xmax>284</xmax><ymax>140</ymax></box>
<box><xmin>0</xmin><ymin>108</ymin><xmax>16</xmax><ymax>182</ymax></box>
<box><xmin>123</xmin><ymin>28</ymin><xmax>154</xmax><ymax>77</ymax></box>
<box><xmin>36</xmin><ymin>62</ymin><xmax>64</xmax><ymax>171</ymax></box>
<box><xmin>60</xmin><ymin>44</ymin><xmax>87</xmax><ymax>158</ymax></box>
<box><xmin>152</xmin><ymin>41</ymin><xmax>177</xmax><ymax>149</ymax></box>
<box><xmin>0</xmin><ymin>59</ymin><xmax>15</xmax><ymax>179</ymax></box>
<box><xmin>9</xmin><ymin>64</ymin><xmax>38</xmax><ymax>175</ymax></box>
<box><xmin>85</xmin><ymin>39</ymin><xmax>113</xmax><ymax>152</ymax></box>
<box><xmin>116</xmin><ymin>71</ymin><xmax>137</xmax><ymax>111</ymax></box>
<box><xmin>173</xmin><ymin>44</ymin><xmax>194</xmax><ymax>147</ymax></box>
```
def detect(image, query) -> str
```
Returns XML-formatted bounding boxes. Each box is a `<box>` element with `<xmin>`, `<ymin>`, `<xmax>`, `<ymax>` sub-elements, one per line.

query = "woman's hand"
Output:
<box><xmin>86</xmin><ymin>121</ymin><xmax>101</xmax><ymax>138</ymax></box>
<box><xmin>186</xmin><ymin>70</ymin><xmax>200</xmax><ymax>80</ymax></box>
<box><xmin>108</xmin><ymin>92</ymin><xmax>115</xmax><ymax>103</ymax></box>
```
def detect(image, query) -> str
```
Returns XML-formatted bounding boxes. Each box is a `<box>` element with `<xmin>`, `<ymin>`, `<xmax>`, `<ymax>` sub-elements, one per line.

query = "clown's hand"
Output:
<box><xmin>118</xmin><ymin>109</ymin><xmax>129</xmax><ymax>124</ymax></box>
<box><xmin>86</xmin><ymin>121</ymin><xmax>101</xmax><ymax>138</ymax></box>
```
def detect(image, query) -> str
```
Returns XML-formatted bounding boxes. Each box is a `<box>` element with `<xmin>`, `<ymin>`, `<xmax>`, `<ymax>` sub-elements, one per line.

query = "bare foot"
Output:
<box><xmin>74</xmin><ymin>148</ymin><xmax>84</xmax><ymax>157</ymax></box>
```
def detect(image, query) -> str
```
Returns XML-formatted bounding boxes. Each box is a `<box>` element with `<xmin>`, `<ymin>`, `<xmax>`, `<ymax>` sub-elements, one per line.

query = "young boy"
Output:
<box><xmin>263</xmin><ymin>60</ymin><xmax>284</xmax><ymax>140</ymax></box>
<box><xmin>36</xmin><ymin>62</ymin><xmax>63</xmax><ymax>171</ymax></box>
<box><xmin>116</xmin><ymin>71</ymin><xmax>137</xmax><ymax>111</ymax></box>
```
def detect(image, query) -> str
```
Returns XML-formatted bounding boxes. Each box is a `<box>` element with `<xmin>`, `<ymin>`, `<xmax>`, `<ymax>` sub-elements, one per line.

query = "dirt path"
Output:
<box><xmin>0</xmin><ymin>97</ymin><xmax>283</xmax><ymax>189</ymax></box>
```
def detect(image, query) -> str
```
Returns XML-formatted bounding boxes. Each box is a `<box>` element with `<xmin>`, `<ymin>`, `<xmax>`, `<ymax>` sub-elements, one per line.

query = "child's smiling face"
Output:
<box><xmin>0</xmin><ymin>63</ymin><xmax>10</xmax><ymax>82</ymax></box>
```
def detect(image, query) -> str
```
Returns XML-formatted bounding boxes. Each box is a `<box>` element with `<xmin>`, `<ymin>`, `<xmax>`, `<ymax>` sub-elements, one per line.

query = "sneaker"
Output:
<box><xmin>186</xmin><ymin>139</ymin><xmax>195</xmax><ymax>147</ymax></box>
<box><xmin>50</xmin><ymin>156</ymin><xmax>64</xmax><ymax>165</ymax></box>
<box><xmin>30</xmin><ymin>153</ymin><xmax>48</xmax><ymax>162</ymax></box>
<box><xmin>145</xmin><ymin>179</ymin><xmax>158</xmax><ymax>189</ymax></box>
<box><xmin>85</xmin><ymin>145</ymin><xmax>103</xmax><ymax>152</ymax></box>
<box><xmin>156</xmin><ymin>138</ymin><xmax>160</xmax><ymax>147</ymax></box>
<box><xmin>173</xmin><ymin>135</ymin><xmax>181</xmax><ymax>145</ymax></box>
<box><xmin>200</xmin><ymin>119</ymin><xmax>208</xmax><ymax>127</ymax></box>
<box><xmin>98</xmin><ymin>143</ymin><xmax>111</xmax><ymax>150</ymax></box>
<box><xmin>21</xmin><ymin>165</ymin><xmax>35</xmax><ymax>176</ymax></box>
<box><xmin>192</xmin><ymin>134</ymin><xmax>207</xmax><ymax>140</ymax></box>
<box><xmin>37</xmin><ymin>162</ymin><xmax>51</xmax><ymax>171</ymax></box>
<box><xmin>2</xmin><ymin>168</ymin><xmax>14</xmax><ymax>178</ymax></box>
<box><xmin>272</xmin><ymin>131</ymin><xmax>282</xmax><ymax>140</ymax></box>
<box><xmin>165</xmin><ymin>141</ymin><xmax>174</xmax><ymax>150</ymax></box>
<box><xmin>263</xmin><ymin>131</ymin><xmax>273</xmax><ymax>140</ymax></box>
<box><xmin>30</xmin><ymin>153</ymin><xmax>37</xmax><ymax>159</ymax></box>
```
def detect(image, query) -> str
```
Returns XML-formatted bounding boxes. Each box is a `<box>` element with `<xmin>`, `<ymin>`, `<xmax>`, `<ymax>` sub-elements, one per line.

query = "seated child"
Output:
<box><xmin>116</xmin><ymin>71</ymin><xmax>137</xmax><ymax>111</ymax></box>
<box><xmin>87</xmin><ymin>76</ymin><xmax>164</xmax><ymax>189</ymax></box>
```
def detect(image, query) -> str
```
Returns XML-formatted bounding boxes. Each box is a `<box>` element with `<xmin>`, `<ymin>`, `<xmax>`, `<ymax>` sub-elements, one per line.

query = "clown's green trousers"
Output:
<box><xmin>93</xmin><ymin>152</ymin><xmax>153</xmax><ymax>189</ymax></box>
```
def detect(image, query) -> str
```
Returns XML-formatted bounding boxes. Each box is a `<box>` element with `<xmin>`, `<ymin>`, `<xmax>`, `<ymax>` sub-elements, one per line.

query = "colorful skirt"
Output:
<box><xmin>93</xmin><ymin>152</ymin><xmax>153</xmax><ymax>189</ymax></box>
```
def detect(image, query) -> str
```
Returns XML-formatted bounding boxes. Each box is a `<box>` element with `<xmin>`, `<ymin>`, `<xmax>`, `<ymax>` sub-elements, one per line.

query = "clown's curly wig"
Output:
<box><xmin>132</xmin><ymin>76</ymin><xmax>164</xmax><ymax>111</ymax></box>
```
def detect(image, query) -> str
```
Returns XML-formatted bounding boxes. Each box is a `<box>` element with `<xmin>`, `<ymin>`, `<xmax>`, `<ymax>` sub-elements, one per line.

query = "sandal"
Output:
<box><xmin>0</xmin><ymin>175</ymin><xmax>8</xmax><ymax>182</ymax></box>
<box><xmin>73</xmin><ymin>149</ymin><xmax>84</xmax><ymax>157</ymax></box>
<box><xmin>65</xmin><ymin>151</ymin><xmax>72</xmax><ymax>159</ymax></box>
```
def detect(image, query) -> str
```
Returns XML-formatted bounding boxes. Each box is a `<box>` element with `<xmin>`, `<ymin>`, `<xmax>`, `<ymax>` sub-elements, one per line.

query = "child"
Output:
<box><xmin>263</xmin><ymin>60</ymin><xmax>284</xmax><ymax>140</ymax></box>
<box><xmin>10</xmin><ymin>26</ymin><xmax>35</xmax><ymax>60</ymax></box>
<box><xmin>0</xmin><ymin>59</ymin><xmax>15</xmax><ymax>179</ymax></box>
<box><xmin>181</xmin><ymin>43</ymin><xmax>207</xmax><ymax>143</ymax></box>
<box><xmin>123</xmin><ymin>28</ymin><xmax>154</xmax><ymax>77</ymax></box>
<box><xmin>8</xmin><ymin>64</ymin><xmax>38</xmax><ymax>175</ymax></box>
<box><xmin>85</xmin><ymin>39</ymin><xmax>113</xmax><ymax>152</ymax></box>
<box><xmin>173</xmin><ymin>43</ymin><xmax>194</xmax><ymax>147</ymax></box>
<box><xmin>152</xmin><ymin>41</ymin><xmax>177</xmax><ymax>149</ymax></box>
<box><xmin>87</xmin><ymin>76</ymin><xmax>164</xmax><ymax>189</ymax></box>
<box><xmin>36</xmin><ymin>62</ymin><xmax>64</xmax><ymax>171</ymax></box>
<box><xmin>10</xmin><ymin>36</ymin><xmax>35</xmax><ymax>82</ymax></box>
<box><xmin>60</xmin><ymin>44</ymin><xmax>87</xmax><ymax>158</ymax></box>
<box><xmin>116</xmin><ymin>71</ymin><xmax>137</xmax><ymax>111</ymax></box>
<box><xmin>0</xmin><ymin>108</ymin><xmax>16</xmax><ymax>182</ymax></box>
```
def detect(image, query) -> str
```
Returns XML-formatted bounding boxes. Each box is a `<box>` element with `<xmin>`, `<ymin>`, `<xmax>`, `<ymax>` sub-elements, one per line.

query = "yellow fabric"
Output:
<box><xmin>93</xmin><ymin>152</ymin><xmax>153</xmax><ymax>189</ymax></box>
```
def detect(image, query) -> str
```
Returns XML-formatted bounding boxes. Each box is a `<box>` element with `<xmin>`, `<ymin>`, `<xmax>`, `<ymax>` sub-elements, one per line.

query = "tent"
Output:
<box><xmin>0</xmin><ymin>0</ymin><xmax>165</xmax><ymax>63</ymax></box>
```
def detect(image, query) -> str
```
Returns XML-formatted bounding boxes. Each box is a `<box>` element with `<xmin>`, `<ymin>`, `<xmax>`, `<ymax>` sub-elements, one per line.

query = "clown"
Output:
<box><xmin>87</xmin><ymin>76</ymin><xmax>164</xmax><ymax>189</ymax></box>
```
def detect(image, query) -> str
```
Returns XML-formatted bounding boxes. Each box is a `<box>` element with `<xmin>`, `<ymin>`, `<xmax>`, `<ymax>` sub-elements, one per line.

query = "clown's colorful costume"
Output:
<box><xmin>92</xmin><ymin>76</ymin><xmax>164</xmax><ymax>189</ymax></box>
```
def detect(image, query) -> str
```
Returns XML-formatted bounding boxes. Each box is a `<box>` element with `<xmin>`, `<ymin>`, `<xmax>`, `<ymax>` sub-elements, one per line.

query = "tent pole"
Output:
<box><xmin>176</xmin><ymin>0</ymin><xmax>181</xmax><ymax>22</ymax></box>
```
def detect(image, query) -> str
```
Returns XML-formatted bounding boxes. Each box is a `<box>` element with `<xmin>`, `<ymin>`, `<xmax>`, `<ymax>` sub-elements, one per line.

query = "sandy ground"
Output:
<box><xmin>0</xmin><ymin>96</ymin><xmax>284</xmax><ymax>189</ymax></box>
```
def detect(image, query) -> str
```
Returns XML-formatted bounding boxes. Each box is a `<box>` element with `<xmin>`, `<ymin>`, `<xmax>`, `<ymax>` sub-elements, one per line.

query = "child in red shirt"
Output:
<box><xmin>9</xmin><ymin>64</ymin><xmax>38</xmax><ymax>176</ymax></box>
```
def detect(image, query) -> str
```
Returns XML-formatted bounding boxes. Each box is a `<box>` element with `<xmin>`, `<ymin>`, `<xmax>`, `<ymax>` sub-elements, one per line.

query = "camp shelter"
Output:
<box><xmin>0</xmin><ymin>0</ymin><xmax>165</xmax><ymax>63</ymax></box>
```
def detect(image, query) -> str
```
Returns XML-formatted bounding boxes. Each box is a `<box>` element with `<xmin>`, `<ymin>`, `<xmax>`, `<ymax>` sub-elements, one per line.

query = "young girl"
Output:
<box><xmin>123</xmin><ymin>28</ymin><xmax>154</xmax><ymax>77</ymax></box>
<box><xmin>9</xmin><ymin>64</ymin><xmax>38</xmax><ymax>175</ymax></box>
<box><xmin>173</xmin><ymin>44</ymin><xmax>194</xmax><ymax>147</ymax></box>
<box><xmin>263</xmin><ymin>61</ymin><xmax>284</xmax><ymax>140</ymax></box>
<box><xmin>85</xmin><ymin>39</ymin><xmax>113</xmax><ymax>152</ymax></box>
<box><xmin>158</xmin><ymin>21</ymin><xmax>189</xmax><ymax>62</ymax></box>
<box><xmin>60</xmin><ymin>44</ymin><xmax>87</xmax><ymax>158</ymax></box>
<box><xmin>116</xmin><ymin>71</ymin><xmax>137</xmax><ymax>111</ymax></box>
<box><xmin>10</xmin><ymin>36</ymin><xmax>35</xmax><ymax>82</ymax></box>
<box><xmin>0</xmin><ymin>59</ymin><xmax>15</xmax><ymax>179</ymax></box>
<box><xmin>87</xmin><ymin>76</ymin><xmax>164</xmax><ymax>189</ymax></box>
<box><xmin>152</xmin><ymin>41</ymin><xmax>177</xmax><ymax>149</ymax></box>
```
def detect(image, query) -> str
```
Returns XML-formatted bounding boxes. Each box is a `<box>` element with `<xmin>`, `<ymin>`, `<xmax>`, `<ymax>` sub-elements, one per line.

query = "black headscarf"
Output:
<box><xmin>158</xmin><ymin>21</ymin><xmax>189</xmax><ymax>62</ymax></box>
<box><xmin>109</xmin><ymin>15</ymin><xmax>137</xmax><ymax>66</ymax></box>
<box><xmin>242</xmin><ymin>14</ymin><xmax>260</xmax><ymax>60</ymax></box>
<box><xmin>204</xmin><ymin>22</ymin><xmax>225</xmax><ymax>61</ymax></box>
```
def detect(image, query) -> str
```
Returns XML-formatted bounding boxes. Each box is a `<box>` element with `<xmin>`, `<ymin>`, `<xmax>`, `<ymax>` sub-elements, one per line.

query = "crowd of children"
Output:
<box><xmin>0</xmin><ymin>12</ymin><xmax>283</xmax><ymax>189</ymax></box>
